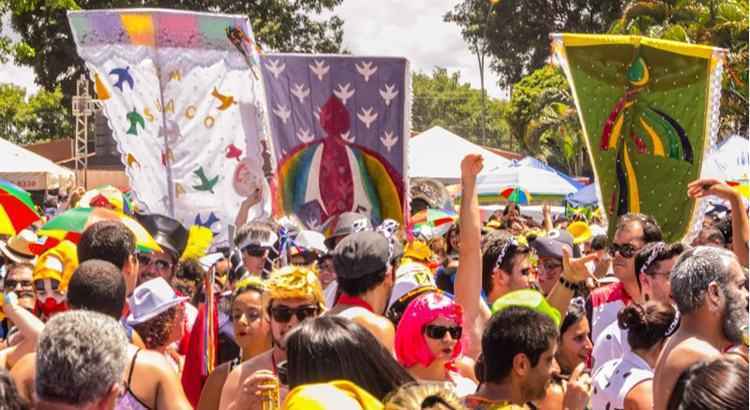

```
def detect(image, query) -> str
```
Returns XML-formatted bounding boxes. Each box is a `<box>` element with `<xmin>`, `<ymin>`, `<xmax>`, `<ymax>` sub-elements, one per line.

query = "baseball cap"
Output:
<box><xmin>332</xmin><ymin>231</ymin><xmax>390</xmax><ymax>280</ymax></box>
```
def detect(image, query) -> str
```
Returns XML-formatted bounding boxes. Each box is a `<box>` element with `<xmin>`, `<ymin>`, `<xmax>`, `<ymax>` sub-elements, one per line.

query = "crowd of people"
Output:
<box><xmin>0</xmin><ymin>153</ymin><xmax>747</xmax><ymax>410</ymax></box>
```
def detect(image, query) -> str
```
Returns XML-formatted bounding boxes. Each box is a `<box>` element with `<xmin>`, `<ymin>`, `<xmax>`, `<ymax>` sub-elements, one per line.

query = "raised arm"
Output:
<box><xmin>454</xmin><ymin>154</ymin><xmax>486</xmax><ymax>359</ymax></box>
<box><xmin>688</xmin><ymin>178</ymin><xmax>749</xmax><ymax>267</ymax></box>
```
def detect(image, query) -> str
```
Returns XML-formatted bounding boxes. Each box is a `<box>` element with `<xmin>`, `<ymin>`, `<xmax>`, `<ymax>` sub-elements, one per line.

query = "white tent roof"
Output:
<box><xmin>409</xmin><ymin>126</ymin><xmax>511</xmax><ymax>183</ymax></box>
<box><xmin>0</xmin><ymin>138</ymin><xmax>75</xmax><ymax>190</ymax></box>
<box><xmin>476</xmin><ymin>163</ymin><xmax>579</xmax><ymax>196</ymax></box>
<box><xmin>703</xmin><ymin>135</ymin><xmax>749</xmax><ymax>181</ymax></box>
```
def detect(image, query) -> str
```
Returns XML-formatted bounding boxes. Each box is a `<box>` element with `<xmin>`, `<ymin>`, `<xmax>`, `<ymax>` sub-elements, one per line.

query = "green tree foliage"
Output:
<box><xmin>1</xmin><ymin>0</ymin><xmax>344</xmax><ymax>120</ymax></box>
<box><xmin>0</xmin><ymin>83</ymin><xmax>72</xmax><ymax>144</ymax></box>
<box><xmin>412</xmin><ymin>67</ymin><xmax>510</xmax><ymax>148</ymax></box>
<box><xmin>609</xmin><ymin>0</ymin><xmax>749</xmax><ymax>136</ymax></box>
<box><xmin>446</xmin><ymin>0</ymin><xmax>624</xmax><ymax>86</ymax></box>
<box><xmin>507</xmin><ymin>65</ymin><xmax>590</xmax><ymax>176</ymax></box>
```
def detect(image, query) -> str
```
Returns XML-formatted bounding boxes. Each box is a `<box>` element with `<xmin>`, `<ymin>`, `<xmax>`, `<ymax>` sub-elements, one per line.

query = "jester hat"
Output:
<box><xmin>32</xmin><ymin>240</ymin><xmax>78</xmax><ymax>293</ymax></box>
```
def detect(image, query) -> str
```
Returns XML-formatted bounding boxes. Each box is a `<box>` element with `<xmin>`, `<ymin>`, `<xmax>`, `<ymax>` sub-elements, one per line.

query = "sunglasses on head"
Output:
<box><xmin>268</xmin><ymin>304</ymin><xmax>319</xmax><ymax>323</ymax></box>
<box><xmin>424</xmin><ymin>324</ymin><xmax>462</xmax><ymax>340</ymax></box>
<box><xmin>137</xmin><ymin>254</ymin><xmax>173</xmax><ymax>271</ymax></box>
<box><xmin>608</xmin><ymin>243</ymin><xmax>638</xmax><ymax>258</ymax></box>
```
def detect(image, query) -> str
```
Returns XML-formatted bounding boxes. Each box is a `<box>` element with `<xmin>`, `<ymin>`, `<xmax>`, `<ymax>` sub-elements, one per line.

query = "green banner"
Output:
<box><xmin>552</xmin><ymin>34</ymin><xmax>725</xmax><ymax>242</ymax></box>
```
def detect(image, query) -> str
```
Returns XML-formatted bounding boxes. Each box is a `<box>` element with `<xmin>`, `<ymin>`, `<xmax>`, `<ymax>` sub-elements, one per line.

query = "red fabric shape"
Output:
<box><xmin>319</xmin><ymin>95</ymin><xmax>354</xmax><ymax>216</ymax></box>
<box><xmin>336</xmin><ymin>293</ymin><xmax>374</xmax><ymax>313</ymax></box>
<box><xmin>181</xmin><ymin>302</ymin><xmax>218</xmax><ymax>407</ymax></box>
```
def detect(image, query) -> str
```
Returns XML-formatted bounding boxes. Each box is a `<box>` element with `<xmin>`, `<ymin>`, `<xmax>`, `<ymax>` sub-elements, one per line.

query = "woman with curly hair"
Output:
<box><xmin>127</xmin><ymin>277</ymin><xmax>189</xmax><ymax>374</ymax></box>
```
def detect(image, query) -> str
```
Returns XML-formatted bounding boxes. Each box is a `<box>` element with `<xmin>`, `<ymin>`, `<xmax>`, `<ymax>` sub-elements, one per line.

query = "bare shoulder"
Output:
<box><xmin>666</xmin><ymin>338</ymin><xmax>720</xmax><ymax>369</ymax></box>
<box><xmin>624</xmin><ymin>379</ymin><xmax>653</xmax><ymax>410</ymax></box>
<box><xmin>9</xmin><ymin>352</ymin><xmax>35</xmax><ymax>403</ymax></box>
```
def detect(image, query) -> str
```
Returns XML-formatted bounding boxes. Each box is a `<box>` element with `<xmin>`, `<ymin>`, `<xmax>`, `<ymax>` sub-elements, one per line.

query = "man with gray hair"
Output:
<box><xmin>652</xmin><ymin>246</ymin><xmax>749</xmax><ymax>410</ymax></box>
<box><xmin>35</xmin><ymin>310</ymin><xmax>128</xmax><ymax>410</ymax></box>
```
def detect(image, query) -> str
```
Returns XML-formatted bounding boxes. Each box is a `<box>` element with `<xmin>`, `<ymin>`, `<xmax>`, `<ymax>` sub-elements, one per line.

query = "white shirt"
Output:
<box><xmin>592</xmin><ymin>319</ymin><xmax>630</xmax><ymax>372</ymax></box>
<box><xmin>591</xmin><ymin>350</ymin><xmax>653</xmax><ymax>410</ymax></box>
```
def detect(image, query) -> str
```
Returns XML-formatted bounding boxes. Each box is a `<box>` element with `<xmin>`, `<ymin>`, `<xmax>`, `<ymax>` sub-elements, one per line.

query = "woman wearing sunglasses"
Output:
<box><xmin>394</xmin><ymin>292</ymin><xmax>477</xmax><ymax>397</ymax></box>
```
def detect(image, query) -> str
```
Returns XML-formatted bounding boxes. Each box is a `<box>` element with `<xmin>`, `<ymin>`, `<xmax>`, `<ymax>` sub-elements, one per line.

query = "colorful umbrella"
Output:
<box><xmin>0</xmin><ymin>178</ymin><xmax>41</xmax><ymax>236</ymax></box>
<box><xmin>77</xmin><ymin>185</ymin><xmax>133</xmax><ymax>214</ymax></box>
<box><xmin>500</xmin><ymin>186</ymin><xmax>532</xmax><ymax>205</ymax></box>
<box><xmin>35</xmin><ymin>207</ymin><xmax>161</xmax><ymax>254</ymax></box>
<box><xmin>410</xmin><ymin>208</ymin><xmax>458</xmax><ymax>237</ymax></box>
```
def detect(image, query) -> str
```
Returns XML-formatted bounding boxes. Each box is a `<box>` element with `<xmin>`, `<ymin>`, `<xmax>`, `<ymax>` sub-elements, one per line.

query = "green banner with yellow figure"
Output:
<box><xmin>551</xmin><ymin>34</ymin><xmax>725</xmax><ymax>242</ymax></box>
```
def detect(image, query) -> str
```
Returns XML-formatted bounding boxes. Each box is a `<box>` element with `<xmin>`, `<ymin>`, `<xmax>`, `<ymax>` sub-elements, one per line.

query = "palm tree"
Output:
<box><xmin>524</xmin><ymin>88</ymin><xmax>590</xmax><ymax>176</ymax></box>
<box><xmin>609</xmin><ymin>0</ymin><xmax>749</xmax><ymax>137</ymax></box>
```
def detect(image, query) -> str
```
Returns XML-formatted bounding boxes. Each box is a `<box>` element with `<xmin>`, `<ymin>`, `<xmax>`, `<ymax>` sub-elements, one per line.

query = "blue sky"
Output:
<box><xmin>0</xmin><ymin>2</ymin><xmax>507</xmax><ymax>99</ymax></box>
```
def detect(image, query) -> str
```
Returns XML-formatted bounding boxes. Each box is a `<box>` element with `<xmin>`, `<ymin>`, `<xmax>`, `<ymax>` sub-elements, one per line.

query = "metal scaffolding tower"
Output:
<box><xmin>71</xmin><ymin>75</ymin><xmax>101</xmax><ymax>188</ymax></box>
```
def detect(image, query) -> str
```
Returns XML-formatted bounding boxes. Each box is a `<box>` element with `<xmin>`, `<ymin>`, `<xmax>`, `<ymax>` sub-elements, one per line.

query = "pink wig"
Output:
<box><xmin>395</xmin><ymin>292</ymin><xmax>464</xmax><ymax>368</ymax></box>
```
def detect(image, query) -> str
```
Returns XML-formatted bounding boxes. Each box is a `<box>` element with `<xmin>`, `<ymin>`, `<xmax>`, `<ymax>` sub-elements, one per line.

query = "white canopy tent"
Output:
<box><xmin>409</xmin><ymin>126</ymin><xmax>511</xmax><ymax>183</ymax></box>
<box><xmin>703</xmin><ymin>135</ymin><xmax>749</xmax><ymax>181</ymax></box>
<box><xmin>476</xmin><ymin>163</ymin><xmax>580</xmax><ymax>197</ymax></box>
<box><xmin>0</xmin><ymin>138</ymin><xmax>75</xmax><ymax>191</ymax></box>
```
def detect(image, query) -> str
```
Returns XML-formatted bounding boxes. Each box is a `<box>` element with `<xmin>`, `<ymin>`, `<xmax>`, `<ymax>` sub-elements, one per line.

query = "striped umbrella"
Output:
<box><xmin>0</xmin><ymin>178</ymin><xmax>41</xmax><ymax>236</ymax></box>
<box><xmin>410</xmin><ymin>208</ymin><xmax>458</xmax><ymax>237</ymax></box>
<box><xmin>34</xmin><ymin>207</ymin><xmax>161</xmax><ymax>254</ymax></box>
<box><xmin>77</xmin><ymin>185</ymin><xmax>133</xmax><ymax>214</ymax></box>
<box><xmin>500</xmin><ymin>186</ymin><xmax>532</xmax><ymax>205</ymax></box>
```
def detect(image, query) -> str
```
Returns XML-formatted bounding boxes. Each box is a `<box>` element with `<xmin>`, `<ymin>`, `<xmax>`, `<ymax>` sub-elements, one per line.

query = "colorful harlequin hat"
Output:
<box><xmin>264</xmin><ymin>265</ymin><xmax>325</xmax><ymax>311</ymax></box>
<box><xmin>32</xmin><ymin>240</ymin><xmax>78</xmax><ymax>293</ymax></box>
<box><xmin>490</xmin><ymin>289</ymin><xmax>561</xmax><ymax>327</ymax></box>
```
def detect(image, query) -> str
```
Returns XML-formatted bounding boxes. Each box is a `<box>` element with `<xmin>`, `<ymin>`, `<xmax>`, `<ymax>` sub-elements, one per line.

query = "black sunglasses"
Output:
<box><xmin>608</xmin><ymin>243</ymin><xmax>638</xmax><ymax>258</ymax></box>
<box><xmin>424</xmin><ymin>324</ymin><xmax>462</xmax><ymax>340</ymax></box>
<box><xmin>4</xmin><ymin>279</ymin><xmax>33</xmax><ymax>290</ymax></box>
<box><xmin>137</xmin><ymin>254</ymin><xmax>173</xmax><ymax>271</ymax></box>
<box><xmin>268</xmin><ymin>305</ymin><xmax>319</xmax><ymax>323</ymax></box>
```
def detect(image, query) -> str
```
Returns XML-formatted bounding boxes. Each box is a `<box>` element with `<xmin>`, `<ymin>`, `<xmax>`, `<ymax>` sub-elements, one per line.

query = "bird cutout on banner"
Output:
<box><xmin>175</xmin><ymin>183</ymin><xmax>186</xmax><ymax>198</ymax></box>
<box><xmin>309</xmin><ymin>60</ymin><xmax>330</xmax><ymax>81</ymax></box>
<box><xmin>225</xmin><ymin>144</ymin><xmax>242</xmax><ymax>161</ymax></box>
<box><xmin>355</xmin><ymin>61</ymin><xmax>378</xmax><ymax>82</ymax></box>
<box><xmin>297</xmin><ymin>128</ymin><xmax>315</xmax><ymax>144</ymax></box>
<box><xmin>341</xmin><ymin>131</ymin><xmax>355</xmax><ymax>143</ymax></box>
<box><xmin>109</xmin><ymin>66</ymin><xmax>134</xmax><ymax>92</ymax></box>
<box><xmin>94</xmin><ymin>73</ymin><xmax>110</xmax><ymax>100</ymax></box>
<box><xmin>161</xmin><ymin>148</ymin><xmax>175</xmax><ymax>166</ymax></box>
<box><xmin>192</xmin><ymin>167</ymin><xmax>220</xmax><ymax>194</ymax></box>
<box><xmin>168</xmin><ymin>69</ymin><xmax>182</xmax><ymax>82</ymax></box>
<box><xmin>126</xmin><ymin>153</ymin><xmax>140</xmax><ymax>168</ymax></box>
<box><xmin>357</xmin><ymin>107</ymin><xmax>378</xmax><ymax>129</ymax></box>
<box><xmin>272</xmin><ymin>104</ymin><xmax>291</xmax><ymax>124</ymax></box>
<box><xmin>381</xmin><ymin>131</ymin><xmax>399</xmax><ymax>152</ymax></box>
<box><xmin>126</xmin><ymin>109</ymin><xmax>145</xmax><ymax>136</ymax></box>
<box><xmin>160</xmin><ymin>119</ymin><xmax>181</xmax><ymax>144</ymax></box>
<box><xmin>195</xmin><ymin>212</ymin><xmax>220</xmax><ymax>230</ymax></box>
<box><xmin>379</xmin><ymin>84</ymin><xmax>398</xmax><ymax>107</ymax></box>
<box><xmin>333</xmin><ymin>83</ymin><xmax>355</xmax><ymax>105</ymax></box>
<box><xmin>265</xmin><ymin>59</ymin><xmax>285</xmax><ymax>79</ymax></box>
<box><xmin>291</xmin><ymin>83</ymin><xmax>310</xmax><ymax>103</ymax></box>
<box><xmin>599</xmin><ymin>55</ymin><xmax>694</xmax><ymax>217</ymax></box>
<box><xmin>211</xmin><ymin>88</ymin><xmax>237</xmax><ymax>111</ymax></box>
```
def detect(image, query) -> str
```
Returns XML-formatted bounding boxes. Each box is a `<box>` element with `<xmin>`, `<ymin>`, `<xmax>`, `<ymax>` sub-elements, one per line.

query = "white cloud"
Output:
<box><xmin>327</xmin><ymin>0</ymin><xmax>508</xmax><ymax>99</ymax></box>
